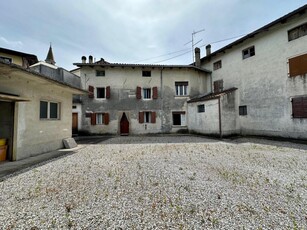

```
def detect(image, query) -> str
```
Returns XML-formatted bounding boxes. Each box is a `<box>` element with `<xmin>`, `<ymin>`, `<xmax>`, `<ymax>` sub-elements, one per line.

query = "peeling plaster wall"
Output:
<box><xmin>201</xmin><ymin>15</ymin><xmax>307</xmax><ymax>139</ymax></box>
<box><xmin>79</xmin><ymin>66</ymin><xmax>209</xmax><ymax>134</ymax></box>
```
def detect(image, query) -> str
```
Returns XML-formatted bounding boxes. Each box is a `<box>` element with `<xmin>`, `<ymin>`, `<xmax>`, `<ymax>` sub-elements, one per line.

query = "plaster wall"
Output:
<box><xmin>0</xmin><ymin>73</ymin><xmax>73</xmax><ymax>160</ymax></box>
<box><xmin>79</xmin><ymin>66</ymin><xmax>209</xmax><ymax>134</ymax></box>
<box><xmin>201</xmin><ymin>15</ymin><xmax>307</xmax><ymax>139</ymax></box>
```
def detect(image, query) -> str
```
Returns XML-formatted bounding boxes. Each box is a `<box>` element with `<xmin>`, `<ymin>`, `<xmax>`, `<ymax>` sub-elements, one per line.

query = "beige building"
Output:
<box><xmin>0</xmin><ymin>47</ymin><xmax>84</xmax><ymax>161</ymax></box>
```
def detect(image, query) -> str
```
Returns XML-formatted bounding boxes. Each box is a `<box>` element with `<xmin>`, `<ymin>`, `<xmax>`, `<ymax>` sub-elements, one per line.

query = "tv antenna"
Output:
<box><xmin>185</xmin><ymin>29</ymin><xmax>205</xmax><ymax>63</ymax></box>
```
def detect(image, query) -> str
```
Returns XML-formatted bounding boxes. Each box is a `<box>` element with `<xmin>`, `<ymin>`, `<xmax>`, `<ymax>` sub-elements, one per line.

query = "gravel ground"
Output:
<box><xmin>0</xmin><ymin>135</ymin><xmax>306</xmax><ymax>229</ymax></box>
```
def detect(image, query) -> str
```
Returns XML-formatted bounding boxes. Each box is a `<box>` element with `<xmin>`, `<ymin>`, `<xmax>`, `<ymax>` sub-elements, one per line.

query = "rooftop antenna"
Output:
<box><xmin>185</xmin><ymin>29</ymin><xmax>205</xmax><ymax>63</ymax></box>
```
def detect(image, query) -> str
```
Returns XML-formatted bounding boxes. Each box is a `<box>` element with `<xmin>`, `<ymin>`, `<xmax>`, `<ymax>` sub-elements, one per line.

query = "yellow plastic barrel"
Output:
<box><xmin>0</xmin><ymin>139</ymin><xmax>6</xmax><ymax>146</ymax></box>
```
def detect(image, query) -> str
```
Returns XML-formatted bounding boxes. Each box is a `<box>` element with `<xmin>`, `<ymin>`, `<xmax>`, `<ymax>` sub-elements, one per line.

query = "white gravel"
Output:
<box><xmin>0</xmin><ymin>135</ymin><xmax>306</xmax><ymax>229</ymax></box>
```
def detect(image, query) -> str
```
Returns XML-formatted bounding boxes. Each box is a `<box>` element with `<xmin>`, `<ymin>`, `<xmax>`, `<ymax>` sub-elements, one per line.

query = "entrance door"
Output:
<box><xmin>0</xmin><ymin>101</ymin><xmax>14</xmax><ymax>161</ymax></box>
<box><xmin>72</xmin><ymin>113</ymin><xmax>78</xmax><ymax>134</ymax></box>
<box><xmin>120</xmin><ymin>112</ymin><xmax>129</xmax><ymax>135</ymax></box>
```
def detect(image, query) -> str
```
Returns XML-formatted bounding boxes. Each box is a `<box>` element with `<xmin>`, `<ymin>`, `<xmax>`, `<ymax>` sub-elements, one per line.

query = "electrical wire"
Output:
<box><xmin>137</xmin><ymin>33</ymin><xmax>248</xmax><ymax>64</ymax></box>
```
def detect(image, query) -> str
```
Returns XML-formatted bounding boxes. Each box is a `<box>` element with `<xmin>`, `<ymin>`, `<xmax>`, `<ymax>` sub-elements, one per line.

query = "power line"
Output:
<box><xmin>153</xmin><ymin>50</ymin><xmax>191</xmax><ymax>63</ymax></box>
<box><xmin>136</xmin><ymin>33</ymin><xmax>248</xmax><ymax>64</ymax></box>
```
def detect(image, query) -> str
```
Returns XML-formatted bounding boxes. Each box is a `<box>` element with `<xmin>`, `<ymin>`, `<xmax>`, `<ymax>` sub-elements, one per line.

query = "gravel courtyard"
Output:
<box><xmin>0</xmin><ymin>136</ymin><xmax>306</xmax><ymax>229</ymax></box>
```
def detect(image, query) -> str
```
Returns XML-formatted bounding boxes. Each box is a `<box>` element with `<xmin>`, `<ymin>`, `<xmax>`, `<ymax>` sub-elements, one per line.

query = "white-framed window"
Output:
<box><xmin>144</xmin><ymin>112</ymin><xmax>152</xmax><ymax>123</ymax></box>
<box><xmin>96</xmin><ymin>113</ymin><xmax>105</xmax><ymax>124</ymax></box>
<box><xmin>242</xmin><ymin>46</ymin><xmax>255</xmax><ymax>59</ymax></box>
<box><xmin>175</xmin><ymin>82</ymin><xmax>188</xmax><ymax>96</ymax></box>
<box><xmin>96</xmin><ymin>70</ymin><xmax>105</xmax><ymax>77</ymax></box>
<box><xmin>40</xmin><ymin>101</ymin><xmax>60</xmax><ymax>120</ymax></box>
<box><xmin>172</xmin><ymin>112</ymin><xmax>186</xmax><ymax>126</ymax></box>
<box><xmin>96</xmin><ymin>87</ymin><xmax>105</xmax><ymax>99</ymax></box>
<box><xmin>143</xmin><ymin>88</ymin><xmax>151</xmax><ymax>99</ymax></box>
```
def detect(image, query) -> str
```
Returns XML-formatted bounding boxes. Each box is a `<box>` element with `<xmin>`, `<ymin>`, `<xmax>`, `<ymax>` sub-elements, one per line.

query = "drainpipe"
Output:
<box><xmin>218</xmin><ymin>97</ymin><xmax>222</xmax><ymax>138</ymax></box>
<box><xmin>160</xmin><ymin>67</ymin><xmax>164</xmax><ymax>131</ymax></box>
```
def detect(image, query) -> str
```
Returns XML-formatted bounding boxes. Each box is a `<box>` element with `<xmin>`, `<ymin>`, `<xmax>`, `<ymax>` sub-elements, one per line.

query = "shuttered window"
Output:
<box><xmin>289</xmin><ymin>54</ymin><xmax>307</xmax><ymax>77</ymax></box>
<box><xmin>139</xmin><ymin>111</ymin><xmax>156</xmax><ymax>123</ymax></box>
<box><xmin>292</xmin><ymin>97</ymin><xmax>307</xmax><ymax>118</ymax></box>
<box><xmin>213</xmin><ymin>80</ymin><xmax>223</xmax><ymax>93</ymax></box>
<box><xmin>90</xmin><ymin>113</ymin><xmax>110</xmax><ymax>125</ymax></box>
<box><xmin>136</xmin><ymin>86</ymin><xmax>142</xmax><ymax>99</ymax></box>
<box><xmin>153</xmin><ymin>87</ymin><xmax>158</xmax><ymax>99</ymax></box>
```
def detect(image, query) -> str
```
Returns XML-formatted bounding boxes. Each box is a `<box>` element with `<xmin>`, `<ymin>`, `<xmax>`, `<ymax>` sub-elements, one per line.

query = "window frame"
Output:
<box><xmin>242</xmin><ymin>46</ymin><xmax>255</xmax><ymax>59</ymax></box>
<box><xmin>96</xmin><ymin>113</ymin><xmax>105</xmax><ymax>125</ymax></box>
<box><xmin>197</xmin><ymin>104</ymin><xmax>205</xmax><ymax>113</ymax></box>
<box><xmin>142</xmin><ymin>70</ymin><xmax>151</xmax><ymax>77</ymax></box>
<box><xmin>143</xmin><ymin>88</ymin><xmax>152</xmax><ymax>99</ymax></box>
<box><xmin>40</xmin><ymin>100</ymin><xmax>60</xmax><ymax>120</ymax></box>
<box><xmin>96</xmin><ymin>87</ymin><xmax>106</xmax><ymax>99</ymax></box>
<box><xmin>175</xmin><ymin>82</ymin><xmax>188</xmax><ymax>96</ymax></box>
<box><xmin>96</xmin><ymin>70</ymin><xmax>105</xmax><ymax>77</ymax></box>
<box><xmin>239</xmin><ymin>105</ymin><xmax>247</xmax><ymax>116</ymax></box>
<box><xmin>288</xmin><ymin>22</ymin><xmax>307</xmax><ymax>41</ymax></box>
<box><xmin>172</xmin><ymin>111</ymin><xmax>186</xmax><ymax>126</ymax></box>
<box><xmin>213</xmin><ymin>60</ymin><xmax>222</xmax><ymax>70</ymax></box>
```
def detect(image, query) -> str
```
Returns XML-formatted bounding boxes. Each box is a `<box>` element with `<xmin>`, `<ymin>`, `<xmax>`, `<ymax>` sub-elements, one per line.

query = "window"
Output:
<box><xmin>40</xmin><ymin>101</ymin><xmax>60</xmax><ymax>120</ymax></box>
<box><xmin>96</xmin><ymin>87</ymin><xmax>105</xmax><ymax>98</ymax></box>
<box><xmin>142</xmin><ymin>70</ymin><xmax>151</xmax><ymax>77</ymax></box>
<box><xmin>175</xmin><ymin>82</ymin><xmax>188</xmax><ymax>96</ymax></box>
<box><xmin>90</xmin><ymin>113</ymin><xmax>110</xmax><ymax>125</ymax></box>
<box><xmin>172</xmin><ymin>112</ymin><xmax>186</xmax><ymax>126</ymax></box>
<box><xmin>96</xmin><ymin>113</ymin><xmax>105</xmax><ymax>124</ymax></box>
<box><xmin>72</xmin><ymin>105</ymin><xmax>77</xmax><ymax>109</ymax></box>
<box><xmin>197</xmin><ymin>104</ymin><xmax>205</xmax><ymax>113</ymax></box>
<box><xmin>139</xmin><ymin>111</ymin><xmax>156</xmax><ymax>123</ymax></box>
<box><xmin>213</xmin><ymin>80</ymin><xmax>223</xmax><ymax>93</ymax></box>
<box><xmin>96</xmin><ymin>70</ymin><xmax>105</xmax><ymax>77</ymax></box>
<box><xmin>289</xmin><ymin>53</ymin><xmax>307</xmax><ymax>77</ymax></box>
<box><xmin>292</xmin><ymin>97</ymin><xmax>307</xmax><ymax>118</ymax></box>
<box><xmin>242</xmin><ymin>46</ymin><xmax>255</xmax><ymax>59</ymax></box>
<box><xmin>143</xmin><ymin>88</ymin><xmax>151</xmax><ymax>99</ymax></box>
<box><xmin>288</xmin><ymin>23</ymin><xmax>307</xmax><ymax>41</ymax></box>
<box><xmin>239</xmin><ymin>106</ymin><xmax>247</xmax><ymax>116</ymax></box>
<box><xmin>0</xmin><ymin>56</ymin><xmax>12</xmax><ymax>64</ymax></box>
<box><xmin>213</xmin><ymin>60</ymin><xmax>222</xmax><ymax>70</ymax></box>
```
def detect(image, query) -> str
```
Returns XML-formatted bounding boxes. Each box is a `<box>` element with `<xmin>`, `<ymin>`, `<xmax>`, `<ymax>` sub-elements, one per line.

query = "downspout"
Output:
<box><xmin>160</xmin><ymin>67</ymin><xmax>164</xmax><ymax>131</ymax></box>
<box><xmin>218</xmin><ymin>97</ymin><xmax>222</xmax><ymax>138</ymax></box>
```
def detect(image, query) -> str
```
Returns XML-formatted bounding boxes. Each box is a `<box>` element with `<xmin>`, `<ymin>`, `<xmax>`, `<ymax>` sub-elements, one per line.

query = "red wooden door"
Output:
<box><xmin>72</xmin><ymin>113</ymin><xmax>78</xmax><ymax>134</ymax></box>
<box><xmin>120</xmin><ymin>113</ymin><xmax>129</xmax><ymax>135</ymax></box>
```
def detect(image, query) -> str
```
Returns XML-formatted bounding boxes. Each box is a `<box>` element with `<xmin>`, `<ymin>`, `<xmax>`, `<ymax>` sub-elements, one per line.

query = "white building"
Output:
<box><xmin>188</xmin><ymin>4</ymin><xmax>307</xmax><ymax>139</ymax></box>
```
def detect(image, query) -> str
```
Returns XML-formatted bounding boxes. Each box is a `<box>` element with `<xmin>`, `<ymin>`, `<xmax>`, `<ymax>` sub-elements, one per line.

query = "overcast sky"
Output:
<box><xmin>1</xmin><ymin>0</ymin><xmax>306</xmax><ymax>70</ymax></box>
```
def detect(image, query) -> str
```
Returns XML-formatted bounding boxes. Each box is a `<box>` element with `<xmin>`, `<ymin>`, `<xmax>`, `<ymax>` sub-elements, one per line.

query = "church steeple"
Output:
<box><xmin>45</xmin><ymin>44</ymin><xmax>56</xmax><ymax>65</ymax></box>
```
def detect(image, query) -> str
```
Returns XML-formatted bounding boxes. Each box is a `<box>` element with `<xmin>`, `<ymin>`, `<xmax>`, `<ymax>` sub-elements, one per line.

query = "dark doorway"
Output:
<box><xmin>72</xmin><ymin>113</ymin><xmax>78</xmax><ymax>134</ymax></box>
<box><xmin>120</xmin><ymin>112</ymin><xmax>129</xmax><ymax>135</ymax></box>
<box><xmin>0</xmin><ymin>101</ymin><xmax>14</xmax><ymax>161</ymax></box>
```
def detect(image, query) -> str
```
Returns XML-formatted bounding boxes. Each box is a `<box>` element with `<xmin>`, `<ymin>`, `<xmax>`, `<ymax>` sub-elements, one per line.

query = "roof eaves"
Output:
<box><xmin>188</xmin><ymin>87</ymin><xmax>238</xmax><ymax>103</ymax></box>
<box><xmin>201</xmin><ymin>4</ymin><xmax>307</xmax><ymax>61</ymax></box>
<box><xmin>73</xmin><ymin>62</ymin><xmax>211</xmax><ymax>73</ymax></box>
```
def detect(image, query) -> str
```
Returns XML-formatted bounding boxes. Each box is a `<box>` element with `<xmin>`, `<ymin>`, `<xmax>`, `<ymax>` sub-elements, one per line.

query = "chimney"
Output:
<box><xmin>89</xmin><ymin>55</ymin><xmax>93</xmax><ymax>64</ymax></box>
<box><xmin>206</xmin><ymin>44</ymin><xmax>211</xmax><ymax>56</ymax></box>
<box><xmin>195</xmin><ymin>47</ymin><xmax>201</xmax><ymax>67</ymax></box>
<box><xmin>82</xmin><ymin>56</ymin><xmax>86</xmax><ymax>63</ymax></box>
